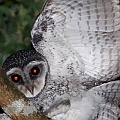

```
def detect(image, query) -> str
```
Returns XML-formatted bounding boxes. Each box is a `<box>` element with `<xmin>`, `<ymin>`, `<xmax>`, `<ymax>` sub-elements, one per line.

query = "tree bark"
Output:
<box><xmin>0</xmin><ymin>67</ymin><xmax>48</xmax><ymax>120</ymax></box>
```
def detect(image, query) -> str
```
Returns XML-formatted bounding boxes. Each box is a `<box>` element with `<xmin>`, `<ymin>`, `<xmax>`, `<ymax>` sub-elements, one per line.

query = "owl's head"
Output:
<box><xmin>2</xmin><ymin>49</ymin><xmax>49</xmax><ymax>98</ymax></box>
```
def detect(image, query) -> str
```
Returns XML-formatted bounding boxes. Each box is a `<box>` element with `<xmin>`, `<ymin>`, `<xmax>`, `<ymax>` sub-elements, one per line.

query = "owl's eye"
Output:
<box><xmin>31</xmin><ymin>66</ymin><xmax>40</xmax><ymax>75</ymax></box>
<box><xmin>11</xmin><ymin>74</ymin><xmax>21</xmax><ymax>83</ymax></box>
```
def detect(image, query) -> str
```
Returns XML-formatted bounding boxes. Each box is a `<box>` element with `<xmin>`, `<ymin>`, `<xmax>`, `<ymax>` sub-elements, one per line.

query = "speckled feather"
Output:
<box><xmin>31</xmin><ymin>0</ymin><xmax>120</xmax><ymax>81</ymax></box>
<box><xmin>1</xmin><ymin>0</ymin><xmax>120</xmax><ymax>120</ymax></box>
<box><xmin>2</xmin><ymin>50</ymin><xmax>46</xmax><ymax>71</ymax></box>
<box><xmin>31</xmin><ymin>0</ymin><xmax>120</xmax><ymax>119</ymax></box>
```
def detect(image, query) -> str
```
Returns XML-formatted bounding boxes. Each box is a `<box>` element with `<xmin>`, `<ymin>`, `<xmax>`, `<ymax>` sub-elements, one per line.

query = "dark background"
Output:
<box><xmin>0</xmin><ymin>0</ymin><xmax>44</xmax><ymax>113</ymax></box>
<box><xmin>0</xmin><ymin>0</ymin><xmax>44</xmax><ymax>66</ymax></box>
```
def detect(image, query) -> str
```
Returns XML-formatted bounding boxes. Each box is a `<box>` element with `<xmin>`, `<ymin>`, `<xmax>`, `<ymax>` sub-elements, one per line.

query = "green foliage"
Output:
<box><xmin>0</xmin><ymin>0</ymin><xmax>44</xmax><ymax>65</ymax></box>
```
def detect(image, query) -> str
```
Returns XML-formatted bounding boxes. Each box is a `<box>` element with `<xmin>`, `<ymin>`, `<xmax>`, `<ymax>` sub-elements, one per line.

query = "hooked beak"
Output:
<box><xmin>25</xmin><ymin>84</ymin><xmax>34</xmax><ymax>95</ymax></box>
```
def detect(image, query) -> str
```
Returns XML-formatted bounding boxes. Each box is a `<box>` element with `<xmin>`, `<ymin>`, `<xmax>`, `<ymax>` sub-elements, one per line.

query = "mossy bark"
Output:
<box><xmin>0</xmin><ymin>67</ymin><xmax>48</xmax><ymax>120</ymax></box>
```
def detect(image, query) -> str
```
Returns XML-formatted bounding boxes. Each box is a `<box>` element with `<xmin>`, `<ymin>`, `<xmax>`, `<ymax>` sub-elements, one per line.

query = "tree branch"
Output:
<box><xmin>0</xmin><ymin>67</ymin><xmax>48</xmax><ymax>120</ymax></box>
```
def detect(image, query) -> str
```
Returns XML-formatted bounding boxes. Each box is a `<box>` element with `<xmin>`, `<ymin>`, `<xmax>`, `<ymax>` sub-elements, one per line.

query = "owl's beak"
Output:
<box><xmin>26</xmin><ymin>85</ymin><xmax>34</xmax><ymax>95</ymax></box>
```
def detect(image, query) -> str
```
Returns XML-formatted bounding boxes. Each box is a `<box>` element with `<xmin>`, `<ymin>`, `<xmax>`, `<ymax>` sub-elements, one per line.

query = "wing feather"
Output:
<box><xmin>31</xmin><ymin>0</ymin><xmax>120</xmax><ymax>80</ymax></box>
<box><xmin>88</xmin><ymin>81</ymin><xmax>120</xmax><ymax>119</ymax></box>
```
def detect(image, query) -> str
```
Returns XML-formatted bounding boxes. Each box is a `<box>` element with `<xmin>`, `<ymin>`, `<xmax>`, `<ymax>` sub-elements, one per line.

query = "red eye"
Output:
<box><xmin>31</xmin><ymin>66</ymin><xmax>40</xmax><ymax>75</ymax></box>
<box><xmin>11</xmin><ymin>74</ymin><xmax>21</xmax><ymax>83</ymax></box>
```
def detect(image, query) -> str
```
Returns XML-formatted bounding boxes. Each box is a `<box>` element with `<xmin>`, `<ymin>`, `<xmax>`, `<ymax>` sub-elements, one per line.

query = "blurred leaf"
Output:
<box><xmin>0</xmin><ymin>0</ymin><xmax>44</xmax><ymax>65</ymax></box>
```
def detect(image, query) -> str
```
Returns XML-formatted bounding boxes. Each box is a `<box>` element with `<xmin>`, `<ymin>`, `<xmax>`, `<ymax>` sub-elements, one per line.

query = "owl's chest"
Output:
<box><xmin>51</xmin><ymin>97</ymin><xmax>99</xmax><ymax>120</ymax></box>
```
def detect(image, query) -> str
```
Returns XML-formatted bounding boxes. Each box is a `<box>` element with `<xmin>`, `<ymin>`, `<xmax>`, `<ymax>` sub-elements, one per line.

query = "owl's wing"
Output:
<box><xmin>87</xmin><ymin>80</ymin><xmax>120</xmax><ymax>120</ymax></box>
<box><xmin>31</xmin><ymin>0</ymin><xmax>120</xmax><ymax>80</ymax></box>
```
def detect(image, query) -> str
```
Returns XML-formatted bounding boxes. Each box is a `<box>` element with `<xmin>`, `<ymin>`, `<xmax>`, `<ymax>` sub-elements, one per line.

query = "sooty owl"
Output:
<box><xmin>2</xmin><ymin>49</ymin><xmax>120</xmax><ymax>120</ymax></box>
<box><xmin>2</xmin><ymin>49</ymin><xmax>49</xmax><ymax>98</ymax></box>
<box><xmin>30</xmin><ymin>0</ymin><xmax>120</xmax><ymax>119</ymax></box>
<box><xmin>2</xmin><ymin>0</ymin><xmax>120</xmax><ymax>120</ymax></box>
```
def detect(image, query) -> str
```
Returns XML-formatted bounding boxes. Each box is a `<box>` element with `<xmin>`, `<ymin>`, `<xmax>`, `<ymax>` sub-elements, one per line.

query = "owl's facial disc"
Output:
<box><xmin>23</xmin><ymin>61</ymin><xmax>48</xmax><ymax>98</ymax></box>
<box><xmin>2</xmin><ymin>49</ymin><xmax>49</xmax><ymax>98</ymax></box>
<box><xmin>5</xmin><ymin>60</ymin><xmax>48</xmax><ymax>98</ymax></box>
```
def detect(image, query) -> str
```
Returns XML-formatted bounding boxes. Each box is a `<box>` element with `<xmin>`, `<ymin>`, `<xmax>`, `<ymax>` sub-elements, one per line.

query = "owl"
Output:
<box><xmin>2</xmin><ymin>0</ymin><xmax>120</xmax><ymax>120</ymax></box>
<box><xmin>2</xmin><ymin>49</ymin><xmax>49</xmax><ymax>98</ymax></box>
<box><xmin>2</xmin><ymin>49</ymin><xmax>120</xmax><ymax>120</ymax></box>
